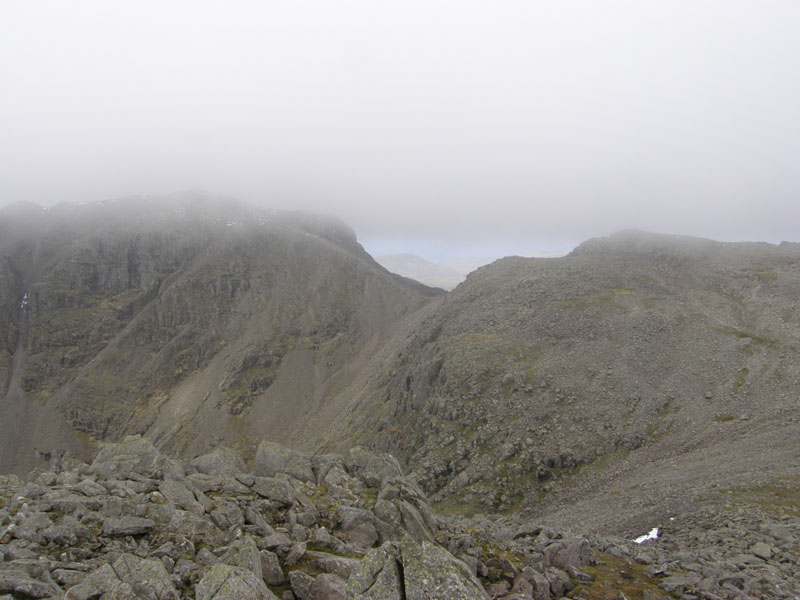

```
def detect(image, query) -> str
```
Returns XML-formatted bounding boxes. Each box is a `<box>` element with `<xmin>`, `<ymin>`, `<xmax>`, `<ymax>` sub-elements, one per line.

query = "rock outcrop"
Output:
<box><xmin>3</xmin><ymin>437</ymin><xmax>798</xmax><ymax>599</ymax></box>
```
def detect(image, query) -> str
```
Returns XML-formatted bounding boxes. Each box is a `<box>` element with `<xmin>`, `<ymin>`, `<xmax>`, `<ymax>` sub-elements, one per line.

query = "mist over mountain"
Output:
<box><xmin>1</xmin><ymin>197</ymin><xmax>800</xmax><ymax>598</ymax></box>
<box><xmin>0</xmin><ymin>194</ymin><xmax>442</xmax><ymax>476</ymax></box>
<box><xmin>374</xmin><ymin>254</ymin><xmax>466</xmax><ymax>291</ymax></box>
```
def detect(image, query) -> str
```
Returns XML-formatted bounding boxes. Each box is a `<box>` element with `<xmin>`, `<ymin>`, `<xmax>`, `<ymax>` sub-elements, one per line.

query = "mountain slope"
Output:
<box><xmin>332</xmin><ymin>230</ymin><xmax>800</xmax><ymax>534</ymax></box>
<box><xmin>0</xmin><ymin>194</ymin><xmax>442</xmax><ymax>475</ymax></box>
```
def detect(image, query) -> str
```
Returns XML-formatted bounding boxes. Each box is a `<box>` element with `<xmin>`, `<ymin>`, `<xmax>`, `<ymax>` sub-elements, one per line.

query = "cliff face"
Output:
<box><xmin>0</xmin><ymin>195</ymin><xmax>442</xmax><ymax>475</ymax></box>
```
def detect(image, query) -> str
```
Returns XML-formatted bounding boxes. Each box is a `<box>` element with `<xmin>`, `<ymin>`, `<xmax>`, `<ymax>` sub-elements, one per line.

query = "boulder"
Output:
<box><xmin>401</xmin><ymin>540</ymin><xmax>489</xmax><ymax>599</ymax></box>
<box><xmin>543</xmin><ymin>536</ymin><xmax>593</xmax><ymax>570</ymax></box>
<box><xmin>220</xmin><ymin>536</ymin><xmax>263</xmax><ymax>580</ymax></box>
<box><xmin>158</xmin><ymin>479</ymin><xmax>206</xmax><ymax>515</ymax></box>
<box><xmin>346</xmin><ymin>540</ymin><xmax>489</xmax><ymax>600</ymax></box>
<box><xmin>289</xmin><ymin>570</ymin><xmax>315</xmax><ymax>599</ymax></box>
<box><xmin>308</xmin><ymin>573</ymin><xmax>347</xmax><ymax>600</ymax></box>
<box><xmin>65</xmin><ymin>554</ymin><xmax>178</xmax><ymax>600</ymax></box>
<box><xmin>191</xmin><ymin>447</ymin><xmax>247</xmax><ymax>476</ymax></box>
<box><xmin>196</xmin><ymin>564</ymin><xmax>278</xmax><ymax>600</ymax></box>
<box><xmin>345</xmin><ymin>542</ymin><xmax>405</xmax><ymax>599</ymax></box>
<box><xmin>254</xmin><ymin>442</ymin><xmax>314</xmax><ymax>483</ymax></box>
<box><xmin>0</xmin><ymin>566</ymin><xmax>60</xmax><ymax>599</ymax></box>
<box><xmin>260</xmin><ymin>550</ymin><xmax>286</xmax><ymax>586</ymax></box>
<box><xmin>345</xmin><ymin>447</ymin><xmax>403</xmax><ymax>488</ymax></box>
<box><xmin>102</xmin><ymin>516</ymin><xmax>155</xmax><ymax>536</ymax></box>
<box><xmin>90</xmin><ymin>436</ymin><xmax>163</xmax><ymax>479</ymax></box>
<box><xmin>338</xmin><ymin>507</ymin><xmax>380</xmax><ymax>548</ymax></box>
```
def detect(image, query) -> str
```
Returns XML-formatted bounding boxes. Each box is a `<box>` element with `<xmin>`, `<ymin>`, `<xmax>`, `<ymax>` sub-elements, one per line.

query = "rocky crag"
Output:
<box><xmin>2</xmin><ymin>436</ymin><xmax>797</xmax><ymax>599</ymax></box>
<box><xmin>0</xmin><ymin>194</ymin><xmax>441</xmax><ymax>475</ymax></box>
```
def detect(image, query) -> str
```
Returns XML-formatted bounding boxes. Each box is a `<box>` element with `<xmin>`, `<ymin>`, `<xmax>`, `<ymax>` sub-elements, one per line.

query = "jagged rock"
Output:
<box><xmin>285</xmin><ymin>542</ymin><xmax>307</xmax><ymax>567</ymax></box>
<box><xmin>0</xmin><ymin>566</ymin><xmax>60</xmax><ymax>599</ymax></box>
<box><xmin>544</xmin><ymin>567</ymin><xmax>572</xmax><ymax>598</ymax></box>
<box><xmin>401</xmin><ymin>540</ymin><xmax>490</xmax><ymax>599</ymax></box>
<box><xmin>252</xmin><ymin>477</ymin><xmax>295</xmax><ymax>506</ymax></box>
<box><xmin>260</xmin><ymin>550</ymin><xmax>286</xmax><ymax>586</ymax></box>
<box><xmin>262</xmin><ymin>532</ymin><xmax>293</xmax><ymax>553</ymax></box>
<box><xmin>220</xmin><ymin>536</ymin><xmax>263</xmax><ymax>580</ymax></box>
<box><xmin>312</xmin><ymin>455</ymin><xmax>348</xmax><ymax>485</ymax></box>
<box><xmin>751</xmin><ymin>541</ymin><xmax>773</xmax><ymax>559</ymax></box>
<box><xmin>158</xmin><ymin>479</ymin><xmax>206</xmax><ymax>515</ymax></box>
<box><xmin>90</xmin><ymin>436</ymin><xmax>163</xmax><ymax>479</ymax></box>
<box><xmin>196</xmin><ymin>564</ymin><xmax>278</xmax><ymax>600</ymax></box>
<box><xmin>102</xmin><ymin>516</ymin><xmax>155</xmax><ymax>536</ymax></box>
<box><xmin>345</xmin><ymin>447</ymin><xmax>403</xmax><ymax>488</ymax></box>
<box><xmin>191</xmin><ymin>447</ymin><xmax>247</xmax><ymax>476</ymax></box>
<box><xmin>543</xmin><ymin>536</ymin><xmax>593</xmax><ymax>570</ymax></box>
<box><xmin>74</xmin><ymin>478</ymin><xmax>108</xmax><ymax>497</ymax></box>
<box><xmin>40</xmin><ymin>523</ymin><xmax>78</xmax><ymax>546</ymax></box>
<box><xmin>289</xmin><ymin>570</ymin><xmax>315</xmax><ymax>599</ymax></box>
<box><xmin>65</xmin><ymin>554</ymin><xmax>178</xmax><ymax>600</ymax></box>
<box><xmin>658</xmin><ymin>573</ymin><xmax>700</xmax><ymax>593</ymax></box>
<box><xmin>346</xmin><ymin>540</ymin><xmax>489</xmax><ymax>600</ymax></box>
<box><xmin>513</xmin><ymin>567</ymin><xmax>551</xmax><ymax>600</ymax></box>
<box><xmin>210</xmin><ymin>500</ymin><xmax>244</xmax><ymax>529</ymax></box>
<box><xmin>166</xmin><ymin>511</ymin><xmax>226</xmax><ymax>546</ymax></box>
<box><xmin>338</xmin><ymin>507</ymin><xmax>379</xmax><ymax>548</ymax></box>
<box><xmin>306</xmin><ymin>551</ymin><xmax>361</xmax><ymax>580</ymax></box>
<box><xmin>110</xmin><ymin>554</ymin><xmax>179</xmax><ymax>600</ymax></box>
<box><xmin>254</xmin><ymin>442</ymin><xmax>315</xmax><ymax>483</ymax></box>
<box><xmin>345</xmin><ymin>542</ymin><xmax>405</xmax><ymax>599</ymax></box>
<box><xmin>308</xmin><ymin>573</ymin><xmax>347</xmax><ymax>600</ymax></box>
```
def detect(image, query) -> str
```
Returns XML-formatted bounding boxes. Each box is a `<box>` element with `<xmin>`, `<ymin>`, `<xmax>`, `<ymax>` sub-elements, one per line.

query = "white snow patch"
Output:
<box><xmin>634</xmin><ymin>527</ymin><xmax>659</xmax><ymax>544</ymax></box>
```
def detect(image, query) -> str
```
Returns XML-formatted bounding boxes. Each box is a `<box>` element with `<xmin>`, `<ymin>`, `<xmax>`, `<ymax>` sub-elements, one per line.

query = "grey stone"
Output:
<box><xmin>338</xmin><ymin>507</ymin><xmax>379</xmax><ymax>548</ymax></box>
<box><xmin>90</xmin><ymin>436</ymin><xmax>163</xmax><ymax>479</ymax></box>
<box><xmin>305</xmin><ymin>551</ymin><xmax>360</xmax><ymax>580</ymax></box>
<box><xmin>308</xmin><ymin>573</ymin><xmax>346</xmax><ymax>600</ymax></box>
<box><xmin>102</xmin><ymin>516</ymin><xmax>155</xmax><ymax>536</ymax></box>
<box><xmin>401</xmin><ymin>540</ymin><xmax>490</xmax><ymax>599</ymax></box>
<box><xmin>254</xmin><ymin>442</ymin><xmax>314</xmax><ymax>483</ymax></box>
<box><xmin>260</xmin><ymin>550</ymin><xmax>286</xmax><ymax>586</ymax></box>
<box><xmin>289</xmin><ymin>570</ymin><xmax>315</xmax><ymax>599</ymax></box>
<box><xmin>345</xmin><ymin>542</ymin><xmax>405</xmax><ymax>599</ymax></box>
<box><xmin>0</xmin><ymin>567</ymin><xmax>60</xmax><ymax>599</ymax></box>
<box><xmin>252</xmin><ymin>477</ymin><xmax>295</xmax><ymax>506</ymax></box>
<box><xmin>543</xmin><ymin>536</ymin><xmax>592</xmax><ymax>570</ymax></box>
<box><xmin>159</xmin><ymin>479</ymin><xmax>206</xmax><ymax>515</ymax></box>
<box><xmin>191</xmin><ymin>447</ymin><xmax>247</xmax><ymax>476</ymax></box>
<box><xmin>210</xmin><ymin>501</ymin><xmax>244</xmax><ymax>530</ymax></box>
<box><xmin>110</xmin><ymin>553</ymin><xmax>178</xmax><ymax>600</ymax></box>
<box><xmin>220</xmin><ymin>535</ymin><xmax>263</xmax><ymax>580</ymax></box>
<box><xmin>196</xmin><ymin>564</ymin><xmax>278</xmax><ymax>600</ymax></box>
<box><xmin>346</xmin><ymin>447</ymin><xmax>403</xmax><ymax>488</ymax></box>
<box><xmin>750</xmin><ymin>541</ymin><xmax>773</xmax><ymax>559</ymax></box>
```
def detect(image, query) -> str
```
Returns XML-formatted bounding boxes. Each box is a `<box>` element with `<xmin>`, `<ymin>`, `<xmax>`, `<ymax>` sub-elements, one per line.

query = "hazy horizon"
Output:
<box><xmin>2</xmin><ymin>1</ymin><xmax>799</xmax><ymax>260</ymax></box>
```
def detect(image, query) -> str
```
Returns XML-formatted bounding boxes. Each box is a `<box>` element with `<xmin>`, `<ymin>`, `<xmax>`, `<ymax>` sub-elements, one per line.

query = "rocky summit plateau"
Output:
<box><xmin>1</xmin><ymin>194</ymin><xmax>799</xmax><ymax>599</ymax></box>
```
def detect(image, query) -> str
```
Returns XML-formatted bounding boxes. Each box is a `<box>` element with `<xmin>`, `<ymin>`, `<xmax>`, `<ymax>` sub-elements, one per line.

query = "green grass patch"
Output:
<box><xmin>567</xmin><ymin>552</ymin><xmax>669</xmax><ymax>600</ymax></box>
<box><xmin>714</xmin><ymin>413</ymin><xmax>736</xmax><ymax>423</ymax></box>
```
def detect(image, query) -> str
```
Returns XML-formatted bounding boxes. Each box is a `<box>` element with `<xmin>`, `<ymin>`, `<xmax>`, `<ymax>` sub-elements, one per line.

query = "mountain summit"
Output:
<box><xmin>0</xmin><ymin>194</ymin><xmax>442</xmax><ymax>475</ymax></box>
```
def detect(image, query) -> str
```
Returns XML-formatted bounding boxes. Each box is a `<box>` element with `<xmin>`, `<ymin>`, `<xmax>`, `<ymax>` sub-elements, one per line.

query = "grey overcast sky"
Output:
<box><xmin>1</xmin><ymin>1</ymin><xmax>799</xmax><ymax>260</ymax></box>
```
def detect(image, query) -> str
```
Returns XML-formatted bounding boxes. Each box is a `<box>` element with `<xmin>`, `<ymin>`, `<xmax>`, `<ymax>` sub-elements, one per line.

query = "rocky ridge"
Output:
<box><xmin>333</xmin><ymin>231</ymin><xmax>800</xmax><ymax>535</ymax></box>
<box><xmin>2</xmin><ymin>437</ymin><xmax>798</xmax><ymax>599</ymax></box>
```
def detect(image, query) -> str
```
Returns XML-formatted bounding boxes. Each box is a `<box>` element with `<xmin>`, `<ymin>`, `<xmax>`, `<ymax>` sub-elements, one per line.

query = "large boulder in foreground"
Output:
<box><xmin>196</xmin><ymin>564</ymin><xmax>278</xmax><ymax>600</ymax></box>
<box><xmin>346</xmin><ymin>540</ymin><xmax>489</xmax><ymax>600</ymax></box>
